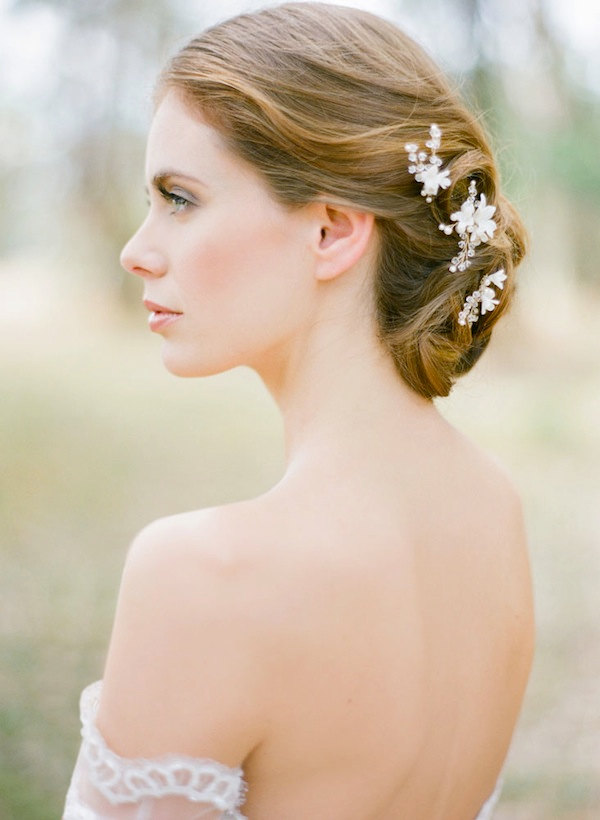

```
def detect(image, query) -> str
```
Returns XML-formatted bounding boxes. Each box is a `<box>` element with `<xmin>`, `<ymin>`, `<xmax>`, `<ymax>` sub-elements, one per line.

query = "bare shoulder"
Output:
<box><xmin>116</xmin><ymin>505</ymin><xmax>276</xmax><ymax>646</ymax></box>
<box><xmin>96</xmin><ymin>501</ymin><xmax>283</xmax><ymax>764</ymax></box>
<box><xmin>125</xmin><ymin>503</ymin><xmax>264</xmax><ymax>578</ymax></box>
<box><xmin>448</xmin><ymin>425</ymin><xmax>527</xmax><ymax>535</ymax></box>
<box><xmin>454</xmin><ymin>432</ymin><xmax>535</xmax><ymax>649</ymax></box>
<box><xmin>477</xmin><ymin>450</ymin><xmax>535</xmax><ymax>692</ymax></box>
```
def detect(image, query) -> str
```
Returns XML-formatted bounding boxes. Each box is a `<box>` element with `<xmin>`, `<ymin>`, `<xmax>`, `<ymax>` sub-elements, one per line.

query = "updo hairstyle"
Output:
<box><xmin>156</xmin><ymin>1</ymin><xmax>527</xmax><ymax>399</ymax></box>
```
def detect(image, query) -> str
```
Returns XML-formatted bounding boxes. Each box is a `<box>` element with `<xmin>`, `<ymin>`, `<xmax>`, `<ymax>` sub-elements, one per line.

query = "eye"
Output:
<box><xmin>157</xmin><ymin>183</ymin><xmax>193</xmax><ymax>214</ymax></box>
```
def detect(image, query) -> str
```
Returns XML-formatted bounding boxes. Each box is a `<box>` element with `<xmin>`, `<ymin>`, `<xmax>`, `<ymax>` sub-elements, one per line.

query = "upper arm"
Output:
<box><xmin>96</xmin><ymin>511</ymin><xmax>270</xmax><ymax>767</ymax></box>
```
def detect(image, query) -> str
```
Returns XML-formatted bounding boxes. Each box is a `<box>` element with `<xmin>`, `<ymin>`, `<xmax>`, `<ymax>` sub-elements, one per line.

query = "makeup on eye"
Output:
<box><xmin>157</xmin><ymin>183</ymin><xmax>194</xmax><ymax>213</ymax></box>
<box><xmin>145</xmin><ymin>170</ymin><xmax>204</xmax><ymax>214</ymax></box>
<box><xmin>144</xmin><ymin>183</ymin><xmax>195</xmax><ymax>215</ymax></box>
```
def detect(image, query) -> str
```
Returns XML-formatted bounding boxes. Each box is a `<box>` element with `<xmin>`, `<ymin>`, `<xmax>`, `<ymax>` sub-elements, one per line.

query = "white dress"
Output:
<box><xmin>63</xmin><ymin>681</ymin><xmax>503</xmax><ymax>820</ymax></box>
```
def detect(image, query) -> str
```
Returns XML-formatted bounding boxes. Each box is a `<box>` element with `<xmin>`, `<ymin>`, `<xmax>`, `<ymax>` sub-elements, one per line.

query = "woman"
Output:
<box><xmin>64</xmin><ymin>3</ymin><xmax>535</xmax><ymax>818</ymax></box>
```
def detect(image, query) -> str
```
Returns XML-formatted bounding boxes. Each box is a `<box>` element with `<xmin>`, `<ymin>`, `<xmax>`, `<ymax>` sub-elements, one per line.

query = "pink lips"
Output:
<box><xmin>143</xmin><ymin>299</ymin><xmax>183</xmax><ymax>332</ymax></box>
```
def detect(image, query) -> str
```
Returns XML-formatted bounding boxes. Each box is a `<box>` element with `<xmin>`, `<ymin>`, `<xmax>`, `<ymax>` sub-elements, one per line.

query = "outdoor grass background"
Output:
<box><xmin>1</xmin><ymin>261</ymin><xmax>599</xmax><ymax>819</ymax></box>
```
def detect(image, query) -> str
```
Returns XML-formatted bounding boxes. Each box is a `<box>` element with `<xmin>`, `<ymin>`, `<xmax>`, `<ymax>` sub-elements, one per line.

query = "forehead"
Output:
<box><xmin>146</xmin><ymin>90</ymin><xmax>239</xmax><ymax>184</ymax></box>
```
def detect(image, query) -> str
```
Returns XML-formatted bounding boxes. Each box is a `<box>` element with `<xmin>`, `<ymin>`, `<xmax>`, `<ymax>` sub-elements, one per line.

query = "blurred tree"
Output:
<box><xmin>401</xmin><ymin>0</ymin><xmax>600</xmax><ymax>287</ymax></box>
<box><xmin>5</xmin><ymin>0</ymin><xmax>200</xmax><ymax>301</ymax></box>
<box><xmin>2</xmin><ymin>0</ymin><xmax>599</xmax><ymax>296</ymax></box>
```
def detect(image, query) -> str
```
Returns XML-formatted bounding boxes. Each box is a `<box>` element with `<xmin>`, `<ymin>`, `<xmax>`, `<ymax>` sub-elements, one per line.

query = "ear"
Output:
<box><xmin>312</xmin><ymin>203</ymin><xmax>376</xmax><ymax>282</ymax></box>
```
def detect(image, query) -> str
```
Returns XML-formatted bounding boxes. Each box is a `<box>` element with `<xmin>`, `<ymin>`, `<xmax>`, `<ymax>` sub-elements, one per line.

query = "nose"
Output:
<box><xmin>120</xmin><ymin>224</ymin><xmax>168</xmax><ymax>279</ymax></box>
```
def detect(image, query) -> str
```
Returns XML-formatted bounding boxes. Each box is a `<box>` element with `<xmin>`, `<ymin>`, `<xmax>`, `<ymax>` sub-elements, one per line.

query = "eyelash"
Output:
<box><xmin>157</xmin><ymin>184</ymin><xmax>192</xmax><ymax>214</ymax></box>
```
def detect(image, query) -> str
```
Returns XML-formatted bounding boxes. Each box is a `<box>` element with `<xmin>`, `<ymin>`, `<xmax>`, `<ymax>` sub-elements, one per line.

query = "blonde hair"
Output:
<box><xmin>156</xmin><ymin>1</ymin><xmax>527</xmax><ymax>399</ymax></box>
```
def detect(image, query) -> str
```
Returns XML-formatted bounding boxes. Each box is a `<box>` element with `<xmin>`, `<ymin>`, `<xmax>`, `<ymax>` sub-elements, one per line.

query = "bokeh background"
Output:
<box><xmin>1</xmin><ymin>0</ymin><xmax>599</xmax><ymax>817</ymax></box>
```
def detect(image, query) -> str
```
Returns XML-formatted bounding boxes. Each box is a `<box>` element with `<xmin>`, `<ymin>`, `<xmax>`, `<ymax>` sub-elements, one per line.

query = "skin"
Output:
<box><xmin>97</xmin><ymin>90</ymin><xmax>535</xmax><ymax>819</ymax></box>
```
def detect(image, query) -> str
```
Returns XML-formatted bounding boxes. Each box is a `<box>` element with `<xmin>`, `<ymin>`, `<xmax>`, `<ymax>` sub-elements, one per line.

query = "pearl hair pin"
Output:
<box><xmin>405</xmin><ymin>124</ymin><xmax>505</xmax><ymax>326</ymax></box>
<box><xmin>404</xmin><ymin>124</ymin><xmax>450</xmax><ymax>203</ymax></box>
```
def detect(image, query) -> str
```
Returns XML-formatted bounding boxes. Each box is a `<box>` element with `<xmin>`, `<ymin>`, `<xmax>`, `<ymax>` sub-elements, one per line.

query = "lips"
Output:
<box><xmin>143</xmin><ymin>299</ymin><xmax>182</xmax><ymax>315</ymax></box>
<box><xmin>143</xmin><ymin>299</ymin><xmax>183</xmax><ymax>332</ymax></box>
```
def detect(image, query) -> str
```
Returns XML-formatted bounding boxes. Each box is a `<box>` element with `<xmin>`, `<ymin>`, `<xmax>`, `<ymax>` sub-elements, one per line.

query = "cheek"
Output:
<box><xmin>184</xmin><ymin>217</ymin><xmax>310</xmax><ymax>340</ymax></box>
<box><xmin>164</xmin><ymin>213</ymin><xmax>312</xmax><ymax>377</ymax></box>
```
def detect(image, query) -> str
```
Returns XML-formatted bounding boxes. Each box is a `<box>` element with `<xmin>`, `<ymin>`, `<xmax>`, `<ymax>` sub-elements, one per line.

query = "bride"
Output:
<box><xmin>64</xmin><ymin>3</ymin><xmax>535</xmax><ymax>818</ymax></box>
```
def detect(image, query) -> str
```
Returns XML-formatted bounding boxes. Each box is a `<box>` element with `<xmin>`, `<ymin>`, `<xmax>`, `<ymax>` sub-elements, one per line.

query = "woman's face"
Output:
<box><xmin>120</xmin><ymin>90</ymin><xmax>318</xmax><ymax>378</ymax></box>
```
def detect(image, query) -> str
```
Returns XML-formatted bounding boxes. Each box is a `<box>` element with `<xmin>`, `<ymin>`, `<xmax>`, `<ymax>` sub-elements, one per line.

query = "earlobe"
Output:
<box><xmin>315</xmin><ymin>204</ymin><xmax>375</xmax><ymax>281</ymax></box>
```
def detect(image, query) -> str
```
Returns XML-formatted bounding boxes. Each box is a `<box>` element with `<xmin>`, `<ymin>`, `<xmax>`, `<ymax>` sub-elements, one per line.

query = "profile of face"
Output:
<box><xmin>121</xmin><ymin>90</ymin><xmax>342</xmax><ymax>379</ymax></box>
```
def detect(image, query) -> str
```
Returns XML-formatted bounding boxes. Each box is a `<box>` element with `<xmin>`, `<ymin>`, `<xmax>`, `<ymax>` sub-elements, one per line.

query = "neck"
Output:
<box><xmin>253</xmin><ymin>298</ymin><xmax>438</xmax><ymax>474</ymax></box>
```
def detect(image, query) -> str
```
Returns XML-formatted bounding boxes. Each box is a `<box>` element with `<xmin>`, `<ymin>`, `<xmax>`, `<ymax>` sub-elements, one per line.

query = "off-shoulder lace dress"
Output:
<box><xmin>63</xmin><ymin>681</ymin><xmax>503</xmax><ymax>819</ymax></box>
<box><xmin>63</xmin><ymin>681</ymin><xmax>247</xmax><ymax>819</ymax></box>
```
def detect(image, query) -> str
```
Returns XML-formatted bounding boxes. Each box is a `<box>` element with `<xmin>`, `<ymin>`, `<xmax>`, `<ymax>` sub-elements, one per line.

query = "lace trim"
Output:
<box><xmin>79</xmin><ymin>681</ymin><xmax>248</xmax><ymax>811</ymax></box>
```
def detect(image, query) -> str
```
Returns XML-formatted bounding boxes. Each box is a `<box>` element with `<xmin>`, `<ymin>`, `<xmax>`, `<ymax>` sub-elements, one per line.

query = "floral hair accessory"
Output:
<box><xmin>406</xmin><ymin>123</ymin><xmax>504</xmax><ymax>326</ymax></box>
<box><xmin>438</xmin><ymin>179</ymin><xmax>498</xmax><ymax>273</ymax></box>
<box><xmin>404</xmin><ymin>124</ymin><xmax>451</xmax><ymax>203</ymax></box>
<box><xmin>458</xmin><ymin>269</ymin><xmax>507</xmax><ymax>326</ymax></box>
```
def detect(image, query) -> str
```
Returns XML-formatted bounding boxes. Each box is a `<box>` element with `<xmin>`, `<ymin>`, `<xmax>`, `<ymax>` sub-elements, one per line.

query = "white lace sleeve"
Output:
<box><xmin>63</xmin><ymin>681</ymin><xmax>248</xmax><ymax>820</ymax></box>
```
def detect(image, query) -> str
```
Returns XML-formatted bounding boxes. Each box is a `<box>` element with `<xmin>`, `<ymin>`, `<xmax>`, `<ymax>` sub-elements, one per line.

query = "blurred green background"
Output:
<box><xmin>1</xmin><ymin>0</ymin><xmax>599</xmax><ymax>817</ymax></box>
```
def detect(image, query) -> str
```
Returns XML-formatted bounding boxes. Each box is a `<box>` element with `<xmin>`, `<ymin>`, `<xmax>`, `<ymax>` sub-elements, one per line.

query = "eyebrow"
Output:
<box><xmin>146</xmin><ymin>169</ymin><xmax>207</xmax><ymax>193</ymax></box>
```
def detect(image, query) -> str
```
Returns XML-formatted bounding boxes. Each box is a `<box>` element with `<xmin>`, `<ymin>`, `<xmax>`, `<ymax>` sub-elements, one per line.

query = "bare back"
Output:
<box><xmin>222</xmin><ymin>419</ymin><xmax>536</xmax><ymax>820</ymax></box>
<box><xmin>75</xmin><ymin>410</ymin><xmax>535</xmax><ymax>820</ymax></box>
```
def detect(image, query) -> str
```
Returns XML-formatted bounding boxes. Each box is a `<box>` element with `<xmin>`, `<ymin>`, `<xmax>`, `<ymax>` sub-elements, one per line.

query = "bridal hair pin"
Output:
<box><xmin>404</xmin><ymin>124</ymin><xmax>451</xmax><ymax>203</ymax></box>
<box><xmin>405</xmin><ymin>124</ymin><xmax>505</xmax><ymax>326</ymax></box>
<box><xmin>457</xmin><ymin>268</ymin><xmax>507</xmax><ymax>326</ymax></box>
<box><xmin>438</xmin><ymin>179</ymin><xmax>497</xmax><ymax>273</ymax></box>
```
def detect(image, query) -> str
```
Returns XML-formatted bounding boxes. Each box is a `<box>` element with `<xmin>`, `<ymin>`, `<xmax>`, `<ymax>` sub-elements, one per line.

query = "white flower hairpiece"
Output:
<box><xmin>458</xmin><ymin>268</ymin><xmax>507</xmax><ymax>326</ymax></box>
<box><xmin>406</xmin><ymin>123</ymin><xmax>505</xmax><ymax>327</ymax></box>
<box><xmin>438</xmin><ymin>179</ymin><xmax>497</xmax><ymax>273</ymax></box>
<box><xmin>404</xmin><ymin>124</ymin><xmax>451</xmax><ymax>203</ymax></box>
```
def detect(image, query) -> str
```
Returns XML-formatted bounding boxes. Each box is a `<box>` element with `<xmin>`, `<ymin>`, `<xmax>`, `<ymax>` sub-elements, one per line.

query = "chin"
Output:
<box><xmin>160</xmin><ymin>345</ymin><xmax>243</xmax><ymax>379</ymax></box>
